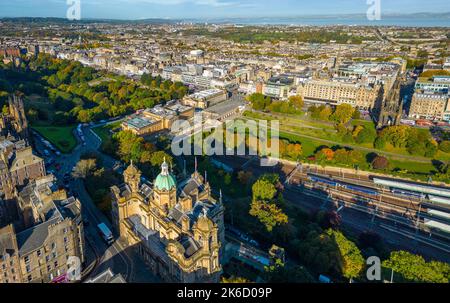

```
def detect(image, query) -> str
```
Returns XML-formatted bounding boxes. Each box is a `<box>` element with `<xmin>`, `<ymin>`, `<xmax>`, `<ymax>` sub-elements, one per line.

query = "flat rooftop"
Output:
<box><xmin>124</xmin><ymin>116</ymin><xmax>156</xmax><ymax>130</ymax></box>
<box><xmin>189</xmin><ymin>89</ymin><xmax>223</xmax><ymax>100</ymax></box>
<box><xmin>165</xmin><ymin>103</ymin><xmax>192</xmax><ymax>113</ymax></box>
<box><xmin>204</xmin><ymin>99</ymin><xmax>245</xmax><ymax>116</ymax></box>
<box><xmin>144</xmin><ymin>106</ymin><xmax>175</xmax><ymax>118</ymax></box>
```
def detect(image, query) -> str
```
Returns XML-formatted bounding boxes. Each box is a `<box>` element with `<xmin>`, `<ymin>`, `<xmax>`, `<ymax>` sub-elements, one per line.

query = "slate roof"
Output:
<box><xmin>179</xmin><ymin>234</ymin><xmax>200</xmax><ymax>258</ymax></box>
<box><xmin>16</xmin><ymin>216</ymin><xmax>60</xmax><ymax>256</ymax></box>
<box><xmin>85</xmin><ymin>268</ymin><xmax>126</xmax><ymax>283</ymax></box>
<box><xmin>14</xmin><ymin>179</ymin><xmax>80</xmax><ymax>256</ymax></box>
<box><xmin>179</xmin><ymin>176</ymin><xmax>205</xmax><ymax>199</ymax></box>
<box><xmin>0</xmin><ymin>228</ymin><xmax>16</xmax><ymax>258</ymax></box>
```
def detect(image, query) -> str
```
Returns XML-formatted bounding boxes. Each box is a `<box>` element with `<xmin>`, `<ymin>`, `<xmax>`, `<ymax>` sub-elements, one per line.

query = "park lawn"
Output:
<box><xmin>382</xmin><ymin>144</ymin><xmax>450</xmax><ymax>162</ymax></box>
<box><xmin>281</xmin><ymin>124</ymin><xmax>340</xmax><ymax>141</ymax></box>
<box><xmin>245</xmin><ymin>110</ymin><xmax>336</xmax><ymax>131</ymax></box>
<box><xmin>279</xmin><ymin>131</ymin><xmax>325</xmax><ymax>156</ymax></box>
<box><xmin>389</xmin><ymin>159</ymin><xmax>436</xmax><ymax>174</ymax></box>
<box><xmin>435</xmin><ymin>150</ymin><xmax>450</xmax><ymax>162</ymax></box>
<box><xmin>93</xmin><ymin>121</ymin><xmax>122</xmax><ymax>142</ymax></box>
<box><xmin>280</xmin><ymin>130</ymin><xmax>439</xmax><ymax>179</ymax></box>
<box><xmin>243</xmin><ymin>114</ymin><xmax>443</xmax><ymax>179</ymax></box>
<box><xmin>351</xmin><ymin>119</ymin><xmax>376</xmax><ymax>129</ymax></box>
<box><xmin>32</xmin><ymin>125</ymin><xmax>77</xmax><ymax>153</ymax></box>
<box><xmin>382</xmin><ymin>144</ymin><xmax>415</xmax><ymax>157</ymax></box>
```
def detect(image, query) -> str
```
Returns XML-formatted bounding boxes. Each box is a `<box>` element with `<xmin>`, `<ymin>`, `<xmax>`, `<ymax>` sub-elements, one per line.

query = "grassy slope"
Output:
<box><xmin>92</xmin><ymin>121</ymin><xmax>122</xmax><ymax>142</ymax></box>
<box><xmin>32</xmin><ymin>125</ymin><xmax>77</xmax><ymax>153</ymax></box>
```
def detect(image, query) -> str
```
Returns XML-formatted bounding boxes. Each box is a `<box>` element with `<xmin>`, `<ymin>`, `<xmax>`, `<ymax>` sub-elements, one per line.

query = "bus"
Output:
<box><xmin>97</xmin><ymin>223</ymin><xmax>114</xmax><ymax>245</ymax></box>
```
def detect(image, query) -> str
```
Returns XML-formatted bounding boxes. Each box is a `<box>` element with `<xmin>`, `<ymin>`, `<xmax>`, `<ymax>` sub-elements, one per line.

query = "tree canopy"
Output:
<box><xmin>383</xmin><ymin>251</ymin><xmax>450</xmax><ymax>283</ymax></box>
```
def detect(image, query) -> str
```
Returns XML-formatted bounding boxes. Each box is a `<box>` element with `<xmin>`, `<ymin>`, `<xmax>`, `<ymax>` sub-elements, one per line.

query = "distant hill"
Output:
<box><xmin>0</xmin><ymin>17</ymin><xmax>181</xmax><ymax>24</ymax></box>
<box><xmin>1</xmin><ymin>12</ymin><xmax>449</xmax><ymax>26</ymax></box>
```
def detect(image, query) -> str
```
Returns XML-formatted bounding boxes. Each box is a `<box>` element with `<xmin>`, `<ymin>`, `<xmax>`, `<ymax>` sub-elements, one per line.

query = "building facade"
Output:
<box><xmin>122</xmin><ymin>102</ymin><xmax>194</xmax><ymax>136</ymax></box>
<box><xmin>409</xmin><ymin>92</ymin><xmax>450</xmax><ymax>121</ymax></box>
<box><xmin>0</xmin><ymin>144</ymin><xmax>45</xmax><ymax>200</ymax></box>
<box><xmin>0</xmin><ymin>176</ymin><xmax>84</xmax><ymax>283</ymax></box>
<box><xmin>297</xmin><ymin>79</ymin><xmax>382</xmax><ymax>110</ymax></box>
<box><xmin>415</xmin><ymin>76</ymin><xmax>450</xmax><ymax>93</ymax></box>
<box><xmin>181</xmin><ymin>89</ymin><xmax>227</xmax><ymax>109</ymax></box>
<box><xmin>263</xmin><ymin>77</ymin><xmax>293</xmax><ymax>100</ymax></box>
<box><xmin>111</xmin><ymin>161</ymin><xmax>224</xmax><ymax>282</ymax></box>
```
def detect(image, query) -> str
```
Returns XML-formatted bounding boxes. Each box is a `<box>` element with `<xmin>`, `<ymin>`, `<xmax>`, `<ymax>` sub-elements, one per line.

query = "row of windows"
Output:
<box><xmin>24</xmin><ymin>257</ymin><xmax>70</xmax><ymax>282</ymax></box>
<box><xmin>1</xmin><ymin>259</ymin><xmax>15</xmax><ymax>268</ymax></box>
<box><xmin>24</xmin><ymin>242</ymin><xmax>71</xmax><ymax>273</ymax></box>
<box><xmin>1</xmin><ymin>274</ymin><xmax>18</xmax><ymax>283</ymax></box>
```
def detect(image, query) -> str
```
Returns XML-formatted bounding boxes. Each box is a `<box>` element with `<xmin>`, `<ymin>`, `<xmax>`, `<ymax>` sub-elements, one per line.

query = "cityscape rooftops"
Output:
<box><xmin>14</xmin><ymin>176</ymin><xmax>81</xmax><ymax>256</ymax></box>
<box><xmin>267</xmin><ymin>76</ymin><xmax>294</xmax><ymax>86</ymax></box>
<box><xmin>165</xmin><ymin>102</ymin><xmax>192</xmax><ymax>113</ymax></box>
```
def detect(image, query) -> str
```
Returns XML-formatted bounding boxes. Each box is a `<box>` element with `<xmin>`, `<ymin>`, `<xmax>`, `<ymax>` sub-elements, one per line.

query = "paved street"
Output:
<box><xmin>32</xmin><ymin>125</ymin><xmax>159</xmax><ymax>282</ymax></box>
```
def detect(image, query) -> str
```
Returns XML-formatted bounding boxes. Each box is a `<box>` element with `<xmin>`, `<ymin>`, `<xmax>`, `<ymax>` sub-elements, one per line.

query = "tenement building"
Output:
<box><xmin>409</xmin><ymin>92</ymin><xmax>450</xmax><ymax>121</ymax></box>
<box><xmin>0</xmin><ymin>139</ymin><xmax>45</xmax><ymax>226</ymax></box>
<box><xmin>0</xmin><ymin>143</ymin><xmax>46</xmax><ymax>200</ymax></box>
<box><xmin>111</xmin><ymin>160</ymin><xmax>224</xmax><ymax>282</ymax></box>
<box><xmin>0</xmin><ymin>93</ymin><xmax>29</xmax><ymax>141</ymax></box>
<box><xmin>0</xmin><ymin>175</ymin><xmax>84</xmax><ymax>283</ymax></box>
<box><xmin>297</xmin><ymin>79</ymin><xmax>382</xmax><ymax>110</ymax></box>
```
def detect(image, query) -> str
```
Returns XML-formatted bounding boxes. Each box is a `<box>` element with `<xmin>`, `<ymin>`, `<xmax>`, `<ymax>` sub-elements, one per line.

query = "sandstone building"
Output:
<box><xmin>111</xmin><ymin>160</ymin><xmax>224</xmax><ymax>282</ymax></box>
<box><xmin>0</xmin><ymin>175</ymin><xmax>84</xmax><ymax>283</ymax></box>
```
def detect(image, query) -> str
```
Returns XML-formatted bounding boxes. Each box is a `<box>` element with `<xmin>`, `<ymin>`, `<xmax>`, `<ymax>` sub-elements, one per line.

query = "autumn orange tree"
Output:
<box><xmin>280</xmin><ymin>140</ymin><xmax>303</xmax><ymax>161</ymax></box>
<box><xmin>315</xmin><ymin>147</ymin><xmax>335</xmax><ymax>164</ymax></box>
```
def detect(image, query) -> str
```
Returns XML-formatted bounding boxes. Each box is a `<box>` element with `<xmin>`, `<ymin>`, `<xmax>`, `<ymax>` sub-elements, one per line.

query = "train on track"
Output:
<box><xmin>307</xmin><ymin>173</ymin><xmax>379</xmax><ymax>196</ymax></box>
<box><xmin>305</xmin><ymin>173</ymin><xmax>450</xmax><ymax>235</ymax></box>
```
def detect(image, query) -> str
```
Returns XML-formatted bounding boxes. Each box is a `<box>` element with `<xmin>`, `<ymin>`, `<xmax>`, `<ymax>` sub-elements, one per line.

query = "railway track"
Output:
<box><xmin>294</xmin><ymin>173</ymin><xmax>424</xmax><ymax>214</ymax></box>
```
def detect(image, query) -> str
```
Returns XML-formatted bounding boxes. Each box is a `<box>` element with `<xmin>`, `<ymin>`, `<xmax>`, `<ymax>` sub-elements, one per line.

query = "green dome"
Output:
<box><xmin>154</xmin><ymin>160</ymin><xmax>176</xmax><ymax>191</ymax></box>
<box><xmin>154</xmin><ymin>173</ymin><xmax>177</xmax><ymax>191</ymax></box>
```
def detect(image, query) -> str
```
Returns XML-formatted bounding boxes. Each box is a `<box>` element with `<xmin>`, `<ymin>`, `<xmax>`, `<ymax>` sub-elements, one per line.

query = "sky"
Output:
<box><xmin>0</xmin><ymin>0</ymin><xmax>449</xmax><ymax>20</ymax></box>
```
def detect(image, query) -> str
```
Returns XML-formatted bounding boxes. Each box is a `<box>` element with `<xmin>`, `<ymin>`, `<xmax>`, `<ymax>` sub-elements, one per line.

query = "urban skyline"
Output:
<box><xmin>0</xmin><ymin>1</ymin><xmax>449</xmax><ymax>289</ymax></box>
